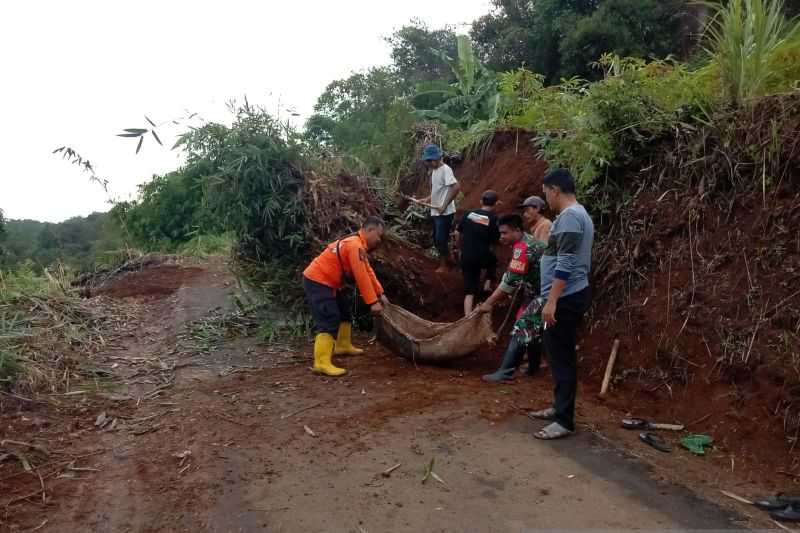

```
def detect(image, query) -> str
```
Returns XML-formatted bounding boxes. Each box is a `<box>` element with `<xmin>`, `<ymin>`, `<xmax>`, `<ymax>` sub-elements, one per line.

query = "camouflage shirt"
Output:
<box><xmin>499</xmin><ymin>233</ymin><xmax>546</xmax><ymax>298</ymax></box>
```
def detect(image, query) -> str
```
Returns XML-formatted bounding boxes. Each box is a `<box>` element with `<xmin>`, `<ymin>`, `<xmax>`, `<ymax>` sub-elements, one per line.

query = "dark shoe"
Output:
<box><xmin>771</xmin><ymin>503</ymin><xmax>800</xmax><ymax>522</ymax></box>
<box><xmin>482</xmin><ymin>370</ymin><xmax>515</xmax><ymax>384</ymax></box>
<box><xmin>755</xmin><ymin>494</ymin><xmax>800</xmax><ymax>511</ymax></box>
<box><xmin>639</xmin><ymin>432</ymin><xmax>671</xmax><ymax>453</ymax></box>
<box><xmin>484</xmin><ymin>336</ymin><xmax>526</xmax><ymax>384</ymax></box>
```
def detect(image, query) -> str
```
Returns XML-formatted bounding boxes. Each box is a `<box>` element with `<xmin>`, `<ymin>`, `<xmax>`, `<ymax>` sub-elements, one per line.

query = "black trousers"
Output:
<box><xmin>303</xmin><ymin>277</ymin><xmax>352</xmax><ymax>335</ymax></box>
<box><xmin>543</xmin><ymin>287</ymin><xmax>590</xmax><ymax>431</ymax></box>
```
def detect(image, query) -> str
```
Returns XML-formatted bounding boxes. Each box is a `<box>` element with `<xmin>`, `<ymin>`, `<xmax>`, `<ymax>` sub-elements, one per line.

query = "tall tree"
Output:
<box><xmin>386</xmin><ymin>19</ymin><xmax>459</xmax><ymax>84</ymax></box>
<box><xmin>559</xmin><ymin>0</ymin><xmax>683</xmax><ymax>79</ymax></box>
<box><xmin>0</xmin><ymin>209</ymin><xmax>6</xmax><ymax>262</ymax></box>
<box><xmin>411</xmin><ymin>36</ymin><xmax>499</xmax><ymax>128</ymax></box>
<box><xmin>471</xmin><ymin>0</ymin><xmax>684</xmax><ymax>81</ymax></box>
<box><xmin>471</xmin><ymin>0</ymin><xmax>600</xmax><ymax>81</ymax></box>
<box><xmin>306</xmin><ymin>67</ymin><xmax>415</xmax><ymax>175</ymax></box>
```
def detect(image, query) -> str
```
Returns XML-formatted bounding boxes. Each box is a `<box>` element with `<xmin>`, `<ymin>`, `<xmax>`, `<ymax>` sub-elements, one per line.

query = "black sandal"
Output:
<box><xmin>639</xmin><ymin>432</ymin><xmax>671</xmax><ymax>453</ymax></box>
<box><xmin>772</xmin><ymin>502</ymin><xmax>800</xmax><ymax>522</ymax></box>
<box><xmin>756</xmin><ymin>494</ymin><xmax>800</xmax><ymax>511</ymax></box>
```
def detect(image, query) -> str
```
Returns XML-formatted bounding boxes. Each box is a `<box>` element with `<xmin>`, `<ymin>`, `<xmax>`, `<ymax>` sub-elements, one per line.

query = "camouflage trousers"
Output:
<box><xmin>511</xmin><ymin>296</ymin><xmax>545</xmax><ymax>347</ymax></box>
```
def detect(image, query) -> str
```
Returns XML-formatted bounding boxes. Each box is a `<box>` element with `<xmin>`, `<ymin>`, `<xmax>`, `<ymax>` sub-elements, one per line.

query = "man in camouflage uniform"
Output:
<box><xmin>477</xmin><ymin>214</ymin><xmax>547</xmax><ymax>383</ymax></box>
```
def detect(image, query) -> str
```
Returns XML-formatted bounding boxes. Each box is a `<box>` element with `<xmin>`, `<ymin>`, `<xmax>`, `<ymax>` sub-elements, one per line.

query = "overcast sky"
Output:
<box><xmin>1</xmin><ymin>0</ymin><xmax>491</xmax><ymax>223</ymax></box>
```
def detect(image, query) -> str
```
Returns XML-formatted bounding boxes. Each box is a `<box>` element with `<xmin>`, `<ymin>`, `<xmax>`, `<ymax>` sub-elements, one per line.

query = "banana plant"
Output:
<box><xmin>411</xmin><ymin>35</ymin><xmax>499</xmax><ymax>129</ymax></box>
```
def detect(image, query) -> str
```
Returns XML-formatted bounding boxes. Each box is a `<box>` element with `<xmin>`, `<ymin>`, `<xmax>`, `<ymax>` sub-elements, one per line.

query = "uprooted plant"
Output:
<box><xmin>0</xmin><ymin>264</ymin><xmax>134</xmax><ymax>394</ymax></box>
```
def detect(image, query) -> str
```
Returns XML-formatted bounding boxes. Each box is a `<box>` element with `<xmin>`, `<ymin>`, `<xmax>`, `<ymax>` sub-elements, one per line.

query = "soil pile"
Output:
<box><xmin>580</xmin><ymin>94</ymin><xmax>800</xmax><ymax>477</ymax></box>
<box><xmin>385</xmin><ymin>96</ymin><xmax>800</xmax><ymax>478</ymax></box>
<box><xmin>453</xmin><ymin>130</ymin><xmax>549</xmax><ymax>216</ymax></box>
<box><xmin>303</xmin><ymin>98</ymin><xmax>800</xmax><ymax>479</ymax></box>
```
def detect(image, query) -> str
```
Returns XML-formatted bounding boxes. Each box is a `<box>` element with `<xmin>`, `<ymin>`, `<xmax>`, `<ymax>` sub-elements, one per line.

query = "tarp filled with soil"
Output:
<box><xmin>376</xmin><ymin>302</ymin><xmax>493</xmax><ymax>363</ymax></box>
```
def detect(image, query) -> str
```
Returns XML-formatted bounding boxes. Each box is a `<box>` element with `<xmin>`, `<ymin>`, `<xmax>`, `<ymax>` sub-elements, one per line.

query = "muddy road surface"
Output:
<box><xmin>1</xmin><ymin>263</ymin><xmax>769</xmax><ymax>531</ymax></box>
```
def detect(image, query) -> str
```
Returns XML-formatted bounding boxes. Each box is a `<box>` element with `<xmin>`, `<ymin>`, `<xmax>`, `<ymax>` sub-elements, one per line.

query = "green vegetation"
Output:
<box><xmin>0</xmin><ymin>0</ymin><xmax>798</xmax><ymax>392</ymax></box>
<box><xmin>701</xmin><ymin>0</ymin><xmax>800</xmax><ymax>105</ymax></box>
<box><xmin>4</xmin><ymin>0</ymin><xmax>797</xmax><ymax>275</ymax></box>
<box><xmin>470</xmin><ymin>0</ymin><xmax>684</xmax><ymax>82</ymax></box>
<box><xmin>306</xmin><ymin>67</ymin><xmax>415</xmax><ymax>176</ymax></box>
<box><xmin>1</xmin><ymin>213</ymin><xmax>124</xmax><ymax>272</ymax></box>
<box><xmin>450</xmin><ymin>0</ymin><xmax>800</xmax><ymax>187</ymax></box>
<box><xmin>0</xmin><ymin>265</ymin><xmax>98</xmax><ymax>392</ymax></box>
<box><xmin>412</xmin><ymin>35</ymin><xmax>499</xmax><ymax>128</ymax></box>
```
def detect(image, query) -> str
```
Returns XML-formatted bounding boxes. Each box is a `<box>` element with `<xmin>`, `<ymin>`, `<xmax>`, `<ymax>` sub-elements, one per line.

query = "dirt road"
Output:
<box><xmin>1</xmin><ymin>263</ymin><xmax>767</xmax><ymax>531</ymax></box>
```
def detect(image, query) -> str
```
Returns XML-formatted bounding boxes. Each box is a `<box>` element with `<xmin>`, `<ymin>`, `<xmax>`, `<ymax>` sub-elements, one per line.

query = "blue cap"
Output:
<box><xmin>422</xmin><ymin>144</ymin><xmax>442</xmax><ymax>161</ymax></box>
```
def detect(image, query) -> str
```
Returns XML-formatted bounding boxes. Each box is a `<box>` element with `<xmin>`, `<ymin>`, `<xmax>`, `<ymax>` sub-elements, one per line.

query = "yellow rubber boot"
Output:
<box><xmin>312</xmin><ymin>333</ymin><xmax>346</xmax><ymax>377</ymax></box>
<box><xmin>334</xmin><ymin>322</ymin><xmax>364</xmax><ymax>356</ymax></box>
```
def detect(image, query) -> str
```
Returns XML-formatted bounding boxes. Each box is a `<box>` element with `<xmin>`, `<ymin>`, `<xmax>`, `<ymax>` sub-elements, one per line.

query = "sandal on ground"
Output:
<box><xmin>534</xmin><ymin>422</ymin><xmax>574</xmax><ymax>440</ymax></box>
<box><xmin>755</xmin><ymin>494</ymin><xmax>800</xmax><ymax>511</ymax></box>
<box><xmin>527</xmin><ymin>407</ymin><xmax>556</xmax><ymax>421</ymax></box>
<box><xmin>639</xmin><ymin>432</ymin><xmax>671</xmax><ymax>453</ymax></box>
<box><xmin>771</xmin><ymin>503</ymin><xmax>800</xmax><ymax>522</ymax></box>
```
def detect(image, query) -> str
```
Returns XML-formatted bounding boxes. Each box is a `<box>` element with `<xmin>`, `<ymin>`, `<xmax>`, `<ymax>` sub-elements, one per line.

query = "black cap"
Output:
<box><xmin>542</xmin><ymin>168</ymin><xmax>576</xmax><ymax>194</ymax></box>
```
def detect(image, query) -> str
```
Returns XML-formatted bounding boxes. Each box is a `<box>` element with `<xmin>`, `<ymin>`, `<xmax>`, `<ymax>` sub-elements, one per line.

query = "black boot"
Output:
<box><xmin>525</xmin><ymin>340</ymin><xmax>543</xmax><ymax>376</ymax></box>
<box><xmin>482</xmin><ymin>336</ymin><xmax>526</xmax><ymax>383</ymax></box>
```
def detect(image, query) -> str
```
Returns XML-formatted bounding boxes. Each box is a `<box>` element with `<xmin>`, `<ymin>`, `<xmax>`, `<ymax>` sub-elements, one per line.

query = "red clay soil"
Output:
<box><xmin>580</xmin><ymin>188</ymin><xmax>800</xmax><ymax>480</ymax></box>
<box><xmin>392</xmin><ymin>122</ymin><xmax>800</xmax><ymax>484</ymax></box>
<box><xmin>453</xmin><ymin>130</ymin><xmax>549</xmax><ymax>219</ymax></box>
<box><xmin>402</xmin><ymin>130</ymin><xmax>549</xmax><ymax>220</ymax></box>
<box><xmin>371</xmin><ymin>131</ymin><xmax>549</xmax><ymax>323</ymax></box>
<box><xmin>0</xmin><ymin>264</ymin><xmax>762</xmax><ymax>531</ymax></box>
<box><xmin>94</xmin><ymin>265</ymin><xmax>208</xmax><ymax>299</ymax></box>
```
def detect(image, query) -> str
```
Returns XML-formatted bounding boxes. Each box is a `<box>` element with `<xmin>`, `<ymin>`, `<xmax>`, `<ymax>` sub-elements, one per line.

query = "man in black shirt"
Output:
<box><xmin>456</xmin><ymin>190</ymin><xmax>500</xmax><ymax>316</ymax></box>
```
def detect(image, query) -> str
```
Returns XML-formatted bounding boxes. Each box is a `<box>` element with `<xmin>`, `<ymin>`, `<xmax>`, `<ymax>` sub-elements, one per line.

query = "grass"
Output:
<box><xmin>177</xmin><ymin>232</ymin><xmax>233</xmax><ymax>258</ymax></box>
<box><xmin>701</xmin><ymin>0</ymin><xmax>800</xmax><ymax>105</ymax></box>
<box><xmin>0</xmin><ymin>263</ymin><xmax>129</xmax><ymax>393</ymax></box>
<box><xmin>0</xmin><ymin>348</ymin><xmax>23</xmax><ymax>388</ymax></box>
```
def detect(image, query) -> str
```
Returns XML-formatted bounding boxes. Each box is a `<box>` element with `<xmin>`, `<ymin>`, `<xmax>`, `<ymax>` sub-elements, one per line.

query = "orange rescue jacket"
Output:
<box><xmin>303</xmin><ymin>230</ymin><xmax>384</xmax><ymax>305</ymax></box>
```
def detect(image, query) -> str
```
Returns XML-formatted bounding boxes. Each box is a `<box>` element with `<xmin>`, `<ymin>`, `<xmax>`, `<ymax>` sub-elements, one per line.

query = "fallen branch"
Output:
<box><xmin>1</xmin><ymin>440</ymin><xmax>50</xmax><ymax>456</ymax></box>
<box><xmin>687</xmin><ymin>413</ymin><xmax>713</xmax><ymax>427</ymax></box>
<box><xmin>719</xmin><ymin>489</ymin><xmax>752</xmax><ymax>505</ymax></box>
<box><xmin>2</xmin><ymin>486</ymin><xmax>47</xmax><ymax>507</ymax></box>
<box><xmin>281</xmin><ymin>401</ymin><xmax>323</xmax><ymax>420</ymax></box>
<box><xmin>778</xmin><ymin>470</ymin><xmax>800</xmax><ymax>479</ymax></box>
<box><xmin>28</xmin><ymin>519</ymin><xmax>48</xmax><ymax>532</ymax></box>
<box><xmin>381</xmin><ymin>463</ymin><xmax>401</xmax><ymax>478</ymax></box>
<box><xmin>422</xmin><ymin>458</ymin><xmax>435</xmax><ymax>484</ymax></box>
<box><xmin>772</xmin><ymin>519</ymin><xmax>799</xmax><ymax>533</ymax></box>
<box><xmin>210</xmin><ymin>412</ymin><xmax>253</xmax><ymax>428</ymax></box>
<box><xmin>0</xmin><ymin>391</ymin><xmax>37</xmax><ymax>403</ymax></box>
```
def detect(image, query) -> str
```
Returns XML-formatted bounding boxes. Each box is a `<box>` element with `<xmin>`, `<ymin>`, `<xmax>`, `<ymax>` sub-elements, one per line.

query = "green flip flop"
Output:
<box><xmin>681</xmin><ymin>434</ymin><xmax>713</xmax><ymax>455</ymax></box>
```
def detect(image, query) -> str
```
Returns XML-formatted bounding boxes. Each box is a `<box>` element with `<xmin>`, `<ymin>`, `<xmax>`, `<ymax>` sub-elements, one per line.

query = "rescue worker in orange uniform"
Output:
<box><xmin>302</xmin><ymin>216</ymin><xmax>389</xmax><ymax>376</ymax></box>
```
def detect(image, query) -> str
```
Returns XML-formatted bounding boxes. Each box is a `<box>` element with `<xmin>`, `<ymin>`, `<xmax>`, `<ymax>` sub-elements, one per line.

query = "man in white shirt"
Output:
<box><xmin>414</xmin><ymin>144</ymin><xmax>461</xmax><ymax>273</ymax></box>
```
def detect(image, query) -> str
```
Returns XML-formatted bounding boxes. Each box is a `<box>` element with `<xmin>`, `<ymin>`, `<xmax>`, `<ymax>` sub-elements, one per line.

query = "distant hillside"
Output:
<box><xmin>0</xmin><ymin>212</ymin><xmax>122</xmax><ymax>272</ymax></box>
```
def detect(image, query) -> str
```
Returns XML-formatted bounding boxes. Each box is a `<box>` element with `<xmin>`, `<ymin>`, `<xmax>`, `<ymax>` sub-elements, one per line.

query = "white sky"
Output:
<box><xmin>1</xmin><ymin>0</ymin><xmax>491</xmax><ymax>223</ymax></box>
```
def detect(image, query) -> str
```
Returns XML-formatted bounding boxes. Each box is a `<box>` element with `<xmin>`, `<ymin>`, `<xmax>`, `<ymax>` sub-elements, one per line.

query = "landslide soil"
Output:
<box><xmin>0</xmin><ymin>262</ymin><xmax>759</xmax><ymax>532</ymax></box>
<box><xmin>4</xmin><ymin>123</ymin><xmax>800</xmax><ymax>530</ymax></box>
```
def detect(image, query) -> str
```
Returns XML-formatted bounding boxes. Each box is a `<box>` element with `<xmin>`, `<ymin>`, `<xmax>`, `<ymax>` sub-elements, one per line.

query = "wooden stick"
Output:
<box><xmin>772</xmin><ymin>519</ymin><xmax>799</xmax><ymax>533</ymax></box>
<box><xmin>719</xmin><ymin>489</ymin><xmax>753</xmax><ymax>505</ymax></box>
<box><xmin>2</xmin><ymin>486</ymin><xmax>47</xmax><ymax>507</ymax></box>
<box><xmin>598</xmin><ymin>339</ymin><xmax>620</xmax><ymax>399</ymax></box>
<box><xmin>281</xmin><ymin>401</ymin><xmax>323</xmax><ymax>420</ymax></box>
<box><xmin>381</xmin><ymin>463</ymin><xmax>402</xmax><ymax>477</ymax></box>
